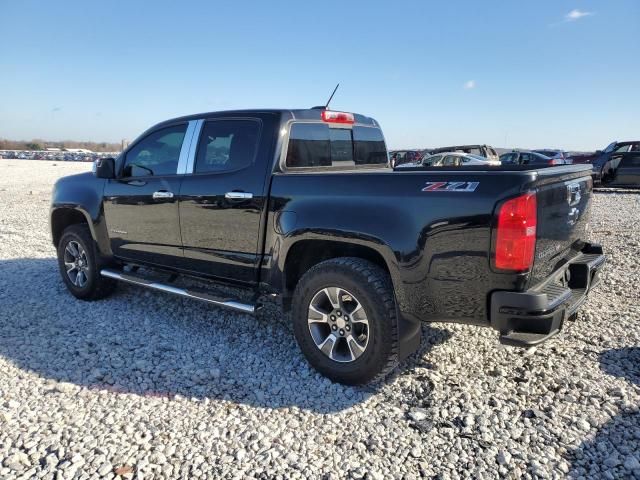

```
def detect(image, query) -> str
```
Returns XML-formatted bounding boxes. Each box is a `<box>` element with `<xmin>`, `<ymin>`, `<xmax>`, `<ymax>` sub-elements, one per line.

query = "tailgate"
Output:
<box><xmin>529</xmin><ymin>166</ymin><xmax>593</xmax><ymax>287</ymax></box>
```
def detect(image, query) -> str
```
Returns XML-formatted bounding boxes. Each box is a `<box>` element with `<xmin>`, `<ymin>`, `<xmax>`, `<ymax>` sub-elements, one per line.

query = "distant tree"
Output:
<box><xmin>0</xmin><ymin>138</ymin><xmax>121</xmax><ymax>152</ymax></box>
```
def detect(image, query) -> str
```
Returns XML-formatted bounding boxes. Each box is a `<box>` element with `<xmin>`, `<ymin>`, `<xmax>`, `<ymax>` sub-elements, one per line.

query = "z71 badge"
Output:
<box><xmin>422</xmin><ymin>181</ymin><xmax>479</xmax><ymax>192</ymax></box>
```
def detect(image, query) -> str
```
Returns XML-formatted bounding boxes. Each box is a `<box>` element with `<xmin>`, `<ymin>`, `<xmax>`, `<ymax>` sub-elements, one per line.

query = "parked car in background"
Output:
<box><xmin>500</xmin><ymin>151</ymin><xmax>558</xmax><ymax>166</ymax></box>
<box><xmin>532</xmin><ymin>149</ymin><xmax>570</xmax><ymax>164</ymax></box>
<box><xmin>389</xmin><ymin>150</ymin><xmax>423</xmax><ymax>168</ymax></box>
<box><xmin>586</xmin><ymin>141</ymin><xmax>640</xmax><ymax>185</ymax></box>
<box><xmin>569</xmin><ymin>141</ymin><xmax>638</xmax><ymax>165</ymax></box>
<box><xmin>595</xmin><ymin>142</ymin><xmax>640</xmax><ymax>186</ymax></box>
<box><xmin>397</xmin><ymin>152</ymin><xmax>500</xmax><ymax>168</ymax></box>
<box><xmin>426</xmin><ymin>144</ymin><xmax>499</xmax><ymax>163</ymax></box>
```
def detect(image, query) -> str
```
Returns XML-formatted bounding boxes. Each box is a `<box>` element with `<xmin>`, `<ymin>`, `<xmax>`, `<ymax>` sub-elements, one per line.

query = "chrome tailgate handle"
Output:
<box><xmin>152</xmin><ymin>190</ymin><xmax>174</xmax><ymax>199</ymax></box>
<box><xmin>225</xmin><ymin>191</ymin><xmax>253</xmax><ymax>200</ymax></box>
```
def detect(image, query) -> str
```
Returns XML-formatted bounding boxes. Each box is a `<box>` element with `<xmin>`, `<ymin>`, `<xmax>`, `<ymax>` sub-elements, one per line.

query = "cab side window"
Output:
<box><xmin>123</xmin><ymin>124</ymin><xmax>187</xmax><ymax>177</ymax></box>
<box><xmin>195</xmin><ymin>119</ymin><xmax>261</xmax><ymax>174</ymax></box>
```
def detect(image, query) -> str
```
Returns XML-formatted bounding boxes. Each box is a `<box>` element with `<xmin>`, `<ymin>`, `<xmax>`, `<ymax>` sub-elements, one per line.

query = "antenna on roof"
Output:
<box><xmin>325</xmin><ymin>83</ymin><xmax>340</xmax><ymax>110</ymax></box>
<box><xmin>311</xmin><ymin>84</ymin><xmax>340</xmax><ymax>110</ymax></box>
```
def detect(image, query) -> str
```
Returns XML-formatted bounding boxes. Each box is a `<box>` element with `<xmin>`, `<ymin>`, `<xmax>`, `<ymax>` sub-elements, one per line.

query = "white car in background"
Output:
<box><xmin>395</xmin><ymin>151</ymin><xmax>501</xmax><ymax>168</ymax></box>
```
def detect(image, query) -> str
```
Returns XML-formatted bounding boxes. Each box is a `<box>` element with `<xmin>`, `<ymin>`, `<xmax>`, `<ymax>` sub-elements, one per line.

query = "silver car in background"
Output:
<box><xmin>395</xmin><ymin>151</ymin><xmax>501</xmax><ymax>169</ymax></box>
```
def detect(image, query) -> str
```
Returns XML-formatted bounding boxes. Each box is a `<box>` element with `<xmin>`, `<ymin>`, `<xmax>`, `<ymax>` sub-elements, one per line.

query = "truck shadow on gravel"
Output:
<box><xmin>0</xmin><ymin>258</ymin><xmax>451</xmax><ymax>414</ymax></box>
<box><xmin>568</xmin><ymin>347</ymin><xmax>640</xmax><ymax>478</ymax></box>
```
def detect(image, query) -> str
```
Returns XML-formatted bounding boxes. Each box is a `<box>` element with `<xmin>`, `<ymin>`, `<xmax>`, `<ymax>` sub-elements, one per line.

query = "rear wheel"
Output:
<box><xmin>56</xmin><ymin>224</ymin><xmax>116</xmax><ymax>300</ymax></box>
<box><xmin>291</xmin><ymin>257</ymin><xmax>399</xmax><ymax>385</ymax></box>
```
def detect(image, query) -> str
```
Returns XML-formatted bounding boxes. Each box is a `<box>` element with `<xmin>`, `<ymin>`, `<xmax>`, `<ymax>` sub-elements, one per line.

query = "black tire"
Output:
<box><xmin>291</xmin><ymin>257</ymin><xmax>399</xmax><ymax>385</ymax></box>
<box><xmin>56</xmin><ymin>224</ymin><xmax>116</xmax><ymax>300</ymax></box>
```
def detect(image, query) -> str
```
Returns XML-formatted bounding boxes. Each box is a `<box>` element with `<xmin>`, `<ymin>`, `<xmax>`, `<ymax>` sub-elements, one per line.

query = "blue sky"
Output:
<box><xmin>1</xmin><ymin>1</ymin><xmax>638</xmax><ymax>150</ymax></box>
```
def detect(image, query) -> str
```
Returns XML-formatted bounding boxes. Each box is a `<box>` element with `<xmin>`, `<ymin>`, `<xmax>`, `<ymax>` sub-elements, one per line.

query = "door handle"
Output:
<box><xmin>225</xmin><ymin>191</ymin><xmax>253</xmax><ymax>200</ymax></box>
<box><xmin>152</xmin><ymin>190</ymin><xmax>174</xmax><ymax>199</ymax></box>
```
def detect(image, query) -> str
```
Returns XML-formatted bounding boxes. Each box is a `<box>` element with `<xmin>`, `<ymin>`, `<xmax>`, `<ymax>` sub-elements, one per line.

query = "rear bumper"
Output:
<box><xmin>490</xmin><ymin>243</ymin><xmax>605</xmax><ymax>347</ymax></box>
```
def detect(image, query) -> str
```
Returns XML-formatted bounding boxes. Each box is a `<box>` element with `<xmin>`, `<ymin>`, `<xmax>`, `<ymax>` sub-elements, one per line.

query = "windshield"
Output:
<box><xmin>467</xmin><ymin>154</ymin><xmax>488</xmax><ymax>161</ymax></box>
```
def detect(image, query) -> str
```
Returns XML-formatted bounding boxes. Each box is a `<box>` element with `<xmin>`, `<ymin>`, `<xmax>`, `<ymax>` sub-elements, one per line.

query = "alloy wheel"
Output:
<box><xmin>307</xmin><ymin>286</ymin><xmax>370</xmax><ymax>363</ymax></box>
<box><xmin>63</xmin><ymin>240</ymin><xmax>89</xmax><ymax>288</ymax></box>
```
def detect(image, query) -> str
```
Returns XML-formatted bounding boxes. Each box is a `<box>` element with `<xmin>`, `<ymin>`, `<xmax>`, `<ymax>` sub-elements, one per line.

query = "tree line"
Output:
<box><xmin>0</xmin><ymin>138</ymin><xmax>121</xmax><ymax>152</ymax></box>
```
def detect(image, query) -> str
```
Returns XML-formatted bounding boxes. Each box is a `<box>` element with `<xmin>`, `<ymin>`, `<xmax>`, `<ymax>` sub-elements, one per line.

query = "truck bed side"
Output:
<box><xmin>262</xmin><ymin>165</ymin><xmax>594</xmax><ymax>327</ymax></box>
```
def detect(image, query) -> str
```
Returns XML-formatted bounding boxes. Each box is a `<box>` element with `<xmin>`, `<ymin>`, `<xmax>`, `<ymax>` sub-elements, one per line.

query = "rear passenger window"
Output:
<box><xmin>442</xmin><ymin>155</ymin><xmax>459</xmax><ymax>166</ymax></box>
<box><xmin>285</xmin><ymin>123</ymin><xmax>387</xmax><ymax>169</ymax></box>
<box><xmin>195</xmin><ymin>119</ymin><xmax>260</xmax><ymax>173</ymax></box>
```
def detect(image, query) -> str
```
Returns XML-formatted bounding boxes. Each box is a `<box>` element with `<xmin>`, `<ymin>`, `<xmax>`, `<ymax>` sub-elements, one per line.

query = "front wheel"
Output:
<box><xmin>56</xmin><ymin>224</ymin><xmax>116</xmax><ymax>300</ymax></box>
<box><xmin>291</xmin><ymin>257</ymin><xmax>399</xmax><ymax>385</ymax></box>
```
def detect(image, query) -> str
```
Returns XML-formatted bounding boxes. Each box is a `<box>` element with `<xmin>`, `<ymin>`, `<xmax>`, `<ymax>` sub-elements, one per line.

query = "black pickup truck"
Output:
<box><xmin>51</xmin><ymin>108</ymin><xmax>605</xmax><ymax>385</ymax></box>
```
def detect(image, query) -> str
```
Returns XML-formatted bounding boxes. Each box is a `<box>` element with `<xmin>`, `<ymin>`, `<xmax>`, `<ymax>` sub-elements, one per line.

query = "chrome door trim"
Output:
<box><xmin>176</xmin><ymin>120</ymin><xmax>198</xmax><ymax>175</ymax></box>
<box><xmin>185</xmin><ymin>119</ymin><xmax>204</xmax><ymax>174</ymax></box>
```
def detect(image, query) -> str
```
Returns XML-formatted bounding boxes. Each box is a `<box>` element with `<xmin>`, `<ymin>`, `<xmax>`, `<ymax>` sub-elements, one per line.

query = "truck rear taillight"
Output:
<box><xmin>494</xmin><ymin>192</ymin><xmax>537</xmax><ymax>272</ymax></box>
<box><xmin>321</xmin><ymin>110</ymin><xmax>355</xmax><ymax>124</ymax></box>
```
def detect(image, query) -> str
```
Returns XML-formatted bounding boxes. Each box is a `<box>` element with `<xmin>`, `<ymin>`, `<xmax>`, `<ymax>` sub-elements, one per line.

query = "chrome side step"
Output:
<box><xmin>100</xmin><ymin>269</ymin><xmax>257</xmax><ymax>314</ymax></box>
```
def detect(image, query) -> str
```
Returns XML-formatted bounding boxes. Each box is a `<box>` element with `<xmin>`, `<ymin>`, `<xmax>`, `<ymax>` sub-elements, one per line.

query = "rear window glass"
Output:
<box><xmin>353</xmin><ymin>126</ymin><xmax>387</xmax><ymax>165</ymax></box>
<box><xmin>285</xmin><ymin>123</ymin><xmax>387</xmax><ymax>169</ymax></box>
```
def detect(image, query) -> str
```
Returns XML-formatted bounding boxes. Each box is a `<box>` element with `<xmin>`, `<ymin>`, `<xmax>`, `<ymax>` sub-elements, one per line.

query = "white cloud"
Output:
<box><xmin>565</xmin><ymin>9</ymin><xmax>594</xmax><ymax>21</ymax></box>
<box><xmin>463</xmin><ymin>80</ymin><xmax>476</xmax><ymax>90</ymax></box>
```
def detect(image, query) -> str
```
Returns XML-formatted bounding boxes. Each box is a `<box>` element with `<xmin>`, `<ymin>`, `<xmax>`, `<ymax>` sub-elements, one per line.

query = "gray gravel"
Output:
<box><xmin>0</xmin><ymin>159</ymin><xmax>639</xmax><ymax>479</ymax></box>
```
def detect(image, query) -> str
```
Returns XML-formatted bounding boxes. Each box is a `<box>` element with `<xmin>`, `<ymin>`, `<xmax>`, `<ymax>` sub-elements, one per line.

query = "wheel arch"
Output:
<box><xmin>284</xmin><ymin>242</ymin><xmax>422</xmax><ymax>364</ymax></box>
<box><xmin>282</xmin><ymin>238</ymin><xmax>396</xmax><ymax>299</ymax></box>
<box><xmin>51</xmin><ymin>207</ymin><xmax>95</xmax><ymax>248</ymax></box>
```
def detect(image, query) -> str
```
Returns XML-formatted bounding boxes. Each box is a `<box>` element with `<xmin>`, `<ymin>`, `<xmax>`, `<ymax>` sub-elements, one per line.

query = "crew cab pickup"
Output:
<box><xmin>51</xmin><ymin>108</ymin><xmax>605</xmax><ymax>385</ymax></box>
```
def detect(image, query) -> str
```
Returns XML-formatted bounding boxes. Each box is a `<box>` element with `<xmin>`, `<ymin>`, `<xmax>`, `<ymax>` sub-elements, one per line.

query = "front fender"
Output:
<box><xmin>50</xmin><ymin>172</ymin><xmax>111</xmax><ymax>255</ymax></box>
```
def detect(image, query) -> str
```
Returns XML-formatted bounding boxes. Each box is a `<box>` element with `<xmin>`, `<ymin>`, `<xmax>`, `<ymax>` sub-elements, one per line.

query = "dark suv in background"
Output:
<box><xmin>500</xmin><ymin>151</ymin><xmax>557</xmax><ymax>166</ymax></box>
<box><xmin>590</xmin><ymin>141</ymin><xmax>640</xmax><ymax>185</ymax></box>
<box><xmin>532</xmin><ymin>149</ymin><xmax>570</xmax><ymax>164</ymax></box>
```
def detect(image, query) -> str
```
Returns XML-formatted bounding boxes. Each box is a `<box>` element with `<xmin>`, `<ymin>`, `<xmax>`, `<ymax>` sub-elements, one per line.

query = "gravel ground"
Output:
<box><xmin>0</xmin><ymin>159</ymin><xmax>639</xmax><ymax>480</ymax></box>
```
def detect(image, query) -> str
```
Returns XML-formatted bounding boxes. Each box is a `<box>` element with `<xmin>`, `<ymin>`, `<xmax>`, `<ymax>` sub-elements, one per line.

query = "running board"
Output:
<box><xmin>100</xmin><ymin>269</ymin><xmax>257</xmax><ymax>314</ymax></box>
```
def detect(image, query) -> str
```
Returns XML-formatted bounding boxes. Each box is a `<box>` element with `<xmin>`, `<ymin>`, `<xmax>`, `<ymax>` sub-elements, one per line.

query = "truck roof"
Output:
<box><xmin>151</xmin><ymin>108</ymin><xmax>380</xmax><ymax>130</ymax></box>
